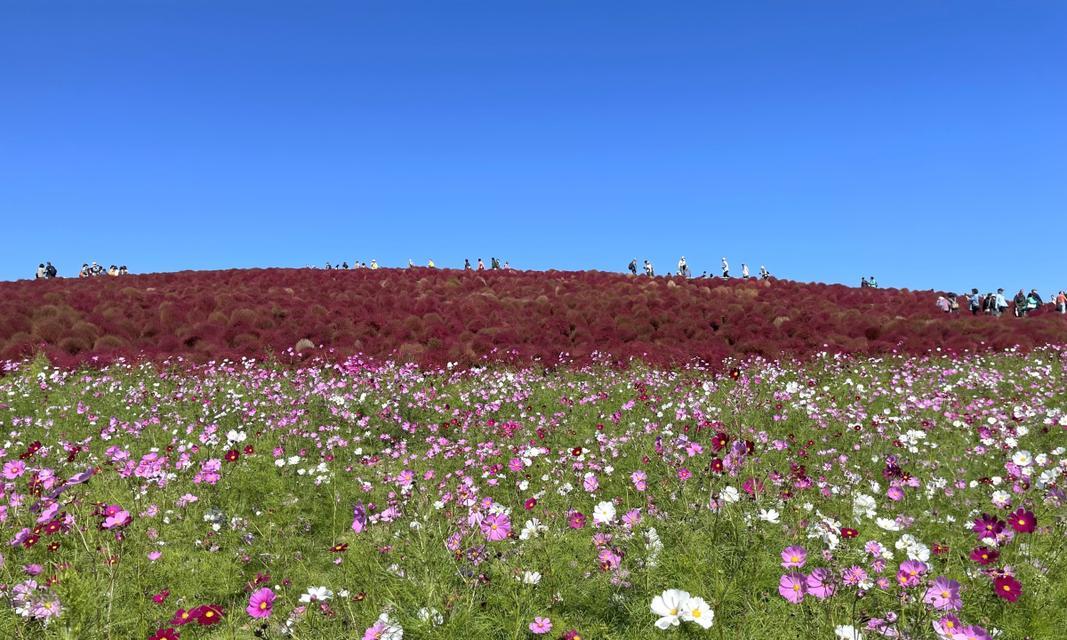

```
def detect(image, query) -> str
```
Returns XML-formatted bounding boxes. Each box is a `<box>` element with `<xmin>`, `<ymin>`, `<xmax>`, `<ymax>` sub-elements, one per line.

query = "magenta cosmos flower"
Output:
<box><xmin>781</xmin><ymin>546</ymin><xmax>807</xmax><ymax>569</ymax></box>
<box><xmin>778</xmin><ymin>573</ymin><xmax>806</xmax><ymax>603</ymax></box>
<box><xmin>971</xmin><ymin>513</ymin><xmax>1004</xmax><ymax>540</ymax></box>
<box><xmin>529</xmin><ymin>617</ymin><xmax>553</xmax><ymax>634</ymax></box>
<box><xmin>246</xmin><ymin>587</ymin><xmax>275</xmax><ymax>619</ymax></box>
<box><xmin>923</xmin><ymin>576</ymin><xmax>962</xmax><ymax>611</ymax></box>
<box><xmin>1008</xmin><ymin>508</ymin><xmax>1036</xmax><ymax>533</ymax></box>
<box><xmin>969</xmin><ymin>546</ymin><xmax>999</xmax><ymax>565</ymax></box>
<box><xmin>480</xmin><ymin>513</ymin><xmax>511</xmax><ymax>541</ymax></box>
<box><xmin>352</xmin><ymin>502</ymin><xmax>367</xmax><ymax>533</ymax></box>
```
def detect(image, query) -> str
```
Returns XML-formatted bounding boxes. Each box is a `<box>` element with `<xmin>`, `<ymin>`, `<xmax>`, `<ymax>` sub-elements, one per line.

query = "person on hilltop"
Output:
<box><xmin>677</xmin><ymin>256</ymin><xmax>688</xmax><ymax>277</ymax></box>
<box><xmin>968</xmin><ymin>288</ymin><xmax>981</xmax><ymax>315</ymax></box>
<box><xmin>119</xmin><ymin>265</ymin><xmax>128</xmax><ymax>275</ymax></box>
<box><xmin>1012</xmin><ymin>289</ymin><xmax>1025</xmax><ymax>316</ymax></box>
<box><xmin>477</xmin><ymin>258</ymin><xmax>485</xmax><ymax>271</ymax></box>
<box><xmin>503</xmin><ymin>260</ymin><xmax>511</xmax><ymax>269</ymax></box>
<box><xmin>427</xmin><ymin>258</ymin><xmax>436</xmax><ymax>268</ymax></box>
<box><xmin>644</xmin><ymin>260</ymin><xmax>654</xmax><ymax>277</ymax></box>
<box><xmin>1056</xmin><ymin>290</ymin><xmax>1067</xmax><ymax>314</ymax></box>
<box><xmin>464</xmin><ymin>258</ymin><xmax>471</xmax><ymax>271</ymax></box>
<box><xmin>35</xmin><ymin>263</ymin><xmax>47</xmax><ymax>279</ymax></box>
<box><xmin>408</xmin><ymin>259</ymin><xmax>415</xmax><ymax>268</ymax></box>
<box><xmin>45</xmin><ymin>262</ymin><xmax>57</xmax><ymax>278</ymax></box>
<box><xmin>108</xmin><ymin>265</ymin><xmax>119</xmax><ymax>276</ymax></box>
<box><xmin>994</xmin><ymin>288</ymin><xmax>1008</xmax><ymax>317</ymax></box>
<box><xmin>721</xmin><ymin>257</ymin><xmax>730</xmax><ymax>278</ymax></box>
<box><xmin>491</xmin><ymin>257</ymin><xmax>500</xmax><ymax>270</ymax></box>
<box><xmin>868</xmin><ymin>275</ymin><xmax>878</xmax><ymax>288</ymax></box>
<box><xmin>860</xmin><ymin>277</ymin><xmax>868</xmax><ymax>288</ymax></box>
<box><xmin>628</xmin><ymin>258</ymin><xmax>638</xmax><ymax>276</ymax></box>
<box><xmin>341</xmin><ymin>261</ymin><xmax>349</xmax><ymax>269</ymax></box>
<box><xmin>935</xmin><ymin>293</ymin><xmax>950</xmax><ymax>313</ymax></box>
<box><xmin>741</xmin><ymin>263</ymin><xmax>749</xmax><ymax>279</ymax></box>
<box><xmin>1026</xmin><ymin>289</ymin><xmax>1043</xmax><ymax>313</ymax></box>
<box><xmin>759</xmin><ymin>265</ymin><xmax>770</xmax><ymax>279</ymax></box>
<box><xmin>370</xmin><ymin>259</ymin><xmax>379</xmax><ymax>270</ymax></box>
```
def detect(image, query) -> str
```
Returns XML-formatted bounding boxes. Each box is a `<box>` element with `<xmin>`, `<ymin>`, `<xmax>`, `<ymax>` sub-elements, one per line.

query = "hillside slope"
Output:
<box><xmin>2</xmin><ymin>268</ymin><xmax>1064</xmax><ymax>367</ymax></box>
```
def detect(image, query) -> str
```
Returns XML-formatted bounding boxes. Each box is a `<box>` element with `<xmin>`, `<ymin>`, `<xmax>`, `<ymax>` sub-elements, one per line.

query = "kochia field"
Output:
<box><xmin>2</xmin><ymin>268</ymin><xmax>1066</xmax><ymax>368</ymax></box>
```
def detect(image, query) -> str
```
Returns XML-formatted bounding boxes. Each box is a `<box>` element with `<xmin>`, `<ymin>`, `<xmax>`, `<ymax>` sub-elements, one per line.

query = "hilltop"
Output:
<box><xmin>1</xmin><ymin>268</ymin><xmax>1064</xmax><ymax>368</ymax></box>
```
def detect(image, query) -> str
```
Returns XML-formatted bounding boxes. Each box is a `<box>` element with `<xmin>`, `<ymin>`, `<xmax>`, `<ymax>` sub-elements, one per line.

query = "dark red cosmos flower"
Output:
<box><xmin>330</xmin><ymin>543</ymin><xmax>349</xmax><ymax>553</ymax></box>
<box><xmin>932</xmin><ymin>543</ymin><xmax>949</xmax><ymax>556</ymax></box>
<box><xmin>170</xmin><ymin>609</ymin><xmax>196</xmax><ymax>626</ymax></box>
<box><xmin>524</xmin><ymin>498</ymin><xmax>537</xmax><ymax>510</ymax></box>
<box><xmin>1009</xmin><ymin>508</ymin><xmax>1036</xmax><ymax>534</ymax></box>
<box><xmin>192</xmin><ymin>604</ymin><xmax>224</xmax><ymax>625</ymax></box>
<box><xmin>970</xmin><ymin>546</ymin><xmax>999</xmax><ymax>565</ymax></box>
<box><xmin>840</xmin><ymin>528</ymin><xmax>859</xmax><ymax>539</ymax></box>
<box><xmin>993</xmin><ymin>576</ymin><xmax>1022</xmax><ymax>602</ymax></box>
<box><xmin>709</xmin><ymin>458</ymin><xmax>724</xmax><ymax>473</ymax></box>
<box><xmin>711</xmin><ymin>432</ymin><xmax>729</xmax><ymax>451</ymax></box>
<box><xmin>571</xmin><ymin>447</ymin><xmax>582</xmax><ymax>457</ymax></box>
<box><xmin>243</xmin><ymin>445</ymin><xmax>254</xmax><ymax>455</ymax></box>
<box><xmin>148</xmin><ymin>628</ymin><xmax>180</xmax><ymax>640</ymax></box>
<box><xmin>224</xmin><ymin>449</ymin><xmax>239</xmax><ymax>462</ymax></box>
<box><xmin>152</xmin><ymin>589</ymin><xmax>170</xmax><ymax>604</ymax></box>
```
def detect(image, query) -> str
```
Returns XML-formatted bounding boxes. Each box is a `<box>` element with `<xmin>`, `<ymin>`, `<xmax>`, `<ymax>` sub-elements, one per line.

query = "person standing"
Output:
<box><xmin>677</xmin><ymin>256</ymin><xmax>688</xmax><ymax>277</ymax></box>
<box><xmin>1056</xmin><ymin>291</ymin><xmax>1067</xmax><ymax>314</ymax></box>
<box><xmin>741</xmin><ymin>263</ymin><xmax>749</xmax><ymax>278</ymax></box>
<box><xmin>936</xmin><ymin>294</ymin><xmax>950</xmax><ymax>313</ymax></box>
<box><xmin>721</xmin><ymin>257</ymin><xmax>729</xmax><ymax>278</ymax></box>
<box><xmin>464</xmin><ymin>258</ymin><xmax>471</xmax><ymax>271</ymax></box>
<box><xmin>628</xmin><ymin>259</ymin><xmax>638</xmax><ymax>275</ymax></box>
<box><xmin>994</xmin><ymin>288</ymin><xmax>1008</xmax><ymax>317</ymax></box>
<box><xmin>35</xmin><ymin>263</ymin><xmax>46</xmax><ymax>279</ymax></box>
<box><xmin>968</xmin><ymin>288</ymin><xmax>981</xmax><ymax>315</ymax></box>
<box><xmin>759</xmin><ymin>265</ymin><xmax>770</xmax><ymax>279</ymax></box>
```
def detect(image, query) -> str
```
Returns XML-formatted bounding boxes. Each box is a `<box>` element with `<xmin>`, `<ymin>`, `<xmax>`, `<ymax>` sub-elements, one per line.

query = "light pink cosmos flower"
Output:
<box><xmin>923</xmin><ymin>576</ymin><xmax>962</xmax><ymax>611</ymax></box>
<box><xmin>631</xmin><ymin>470</ymin><xmax>647</xmax><ymax>492</ymax></box>
<box><xmin>781</xmin><ymin>546</ymin><xmax>807</xmax><ymax>569</ymax></box>
<box><xmin>102</xmin><ymin>509</ymin><xmax>131</xmax><ymax>529</ymax></box>
<box><xmin>779</xmin><ymin>573</ymin><xmax>806</xmax><ymax>603</ymax></box>
<box><xmin>529</xmin><ymin>616</ymin><xmax>552</xmax><ymax>634</ymax></box>
<box><xmin>481</xmin><ymin>513</ymin><xmax>511</xmax><ymax>541</ymax></box>
<box><xmin>2</xmin><ymin>460</ymin><xmax>25</xmax><ymax>480</ymax></box>
<box><xmin>805</xmin><ymin>568</ymin><xmax>835</xmax><ymax>599</ymax></box>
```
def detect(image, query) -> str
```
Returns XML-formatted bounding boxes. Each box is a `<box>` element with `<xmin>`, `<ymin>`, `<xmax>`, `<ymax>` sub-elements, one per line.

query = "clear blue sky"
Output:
<box><xmin>2</xmin><ymin>1</ymin><xmax>1065</xmax><ymax>294</ymax></box>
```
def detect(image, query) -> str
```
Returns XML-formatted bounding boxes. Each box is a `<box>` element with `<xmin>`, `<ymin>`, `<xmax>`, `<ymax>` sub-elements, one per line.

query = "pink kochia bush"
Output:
<box><xmin>3</xmin><ymin>267</ymin><xmax>1066</xmax><ymax>369</ymax></box>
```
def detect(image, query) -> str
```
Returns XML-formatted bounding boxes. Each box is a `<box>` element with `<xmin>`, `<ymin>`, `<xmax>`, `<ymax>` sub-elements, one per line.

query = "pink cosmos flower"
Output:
<box><xmin>781</xmin><ymin>546</ymin><xmax>807</xmax><ymax>569</ymax></box>
<box><xmin>568</xmin><ymin>511</ymin><xmax>586</xmax><ymax>529</ymax></box>
<box><xmin>896</xmin><ymin>560</ymin><xmax>927</xmax><ymax>588</ymax></box>
<box><xmin>529</xmin><ymin>616</ymin><xmax>553</xmax><ymax>634</ymax></box>
<box><xmin>631</xmin><ymin>470</ymin><xmax>647</xmax><ymax>491</ymax></box>
<box><xmin>103</xmin><ymin>509</ymin><xmax>131</xmax><ymax>529</ymax></box>
<box><xmin>932</xmin><ymin>614</ymin><xmax>962</xmax><ymax>638</ymax></box>
<box><xmin>923</xmin><ymin>576</ymin><xmax>962</xmax><ymax>611</ymax></box>
<box><xmin>2</xmin><ymin>460</ymin><xmax>25</xmax><ymax>480</ymax></box>
<box><xmin>247</xmin><ymin>587</ymin><xmax>275</xmax><ymax>619</ymax></box>
<box><xmin>805</xmin><ymin>568</ymin><xmax>835</xmax><ymax>599</ymax></box>
<box><xmin>352</xmin><ymin>502</ymin><xmax>367</xmax><ymax>533</ymax></box>
<box><xmin>779</xmin><ymin>573</ymin><xmax>806</xmax><ymax>603</ymax></box>
<box><xmin>481</xmin><ymin>513</ymin><xmax>511</xmax><ymax>541</ymax></box>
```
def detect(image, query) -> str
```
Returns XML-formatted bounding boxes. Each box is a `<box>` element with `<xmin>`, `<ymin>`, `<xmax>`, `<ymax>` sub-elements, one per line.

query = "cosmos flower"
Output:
<box><xmin>1008</xmin><ymin>508</ymin><xmax>1036</xmax><ymax>533</ymax></box>
<box><xmin>923</xmin><ymin>576</ymin><xmax>962</xmax><ymax>611</ymax></box>
<box><xmin>781</xmin><ymin>546</ymin><xmax>807</xmax><ymax>568</ymax></box>
<box><xmin>993</xmin><ymin>575</ymin><xmax>1022</xmax><ymax>602</ymax></box>
<box><xmin>779</xmin><ymin>573</ymin><xmax>806</xmax><ymax>604</ymax></box>
<box><xmin>651</xmin><ymin>589</ymin><xmax>690</xmax><ymax>629</ymax></box>
<box><xmin>246</xmin><ymin>587</ymin><xmax>275</xmax><ymax>619</ymax></box>
<box><xmin>680</xmin><ymin>595</ymin><xmax>714</xmax><ymax>629</ymax></box>
<box><xmin>529</xmin><ymin>617</ymin><xmax>553</xmax><ymax>634</ymax></box>
<box><xmin>481</xmin><ymin>513</ymin><xmax>512</xmax><ymax>541</ymax></box>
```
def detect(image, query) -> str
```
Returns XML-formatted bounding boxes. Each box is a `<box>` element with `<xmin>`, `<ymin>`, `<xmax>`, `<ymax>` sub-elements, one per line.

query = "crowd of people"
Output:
<box><xmin>937</xmin><ymin>288</ymin><xmax>1067</xmax><ymax>317</ymax></box>
<box><xmin>627</xmin><ymin>256</ymin><xmax>771</xmax><ymax>280</ymax></box>
<box><xmin>33</xmin><ymin>261</ymin><xmax>131</xmax><ymax>278</ymax></box>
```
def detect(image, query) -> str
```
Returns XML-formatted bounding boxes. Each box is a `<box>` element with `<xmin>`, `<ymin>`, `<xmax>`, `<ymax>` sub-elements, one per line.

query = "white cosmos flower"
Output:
<box><xmin>651</xmin><ymin>589</ymin><xmax>691</xmax><ymax>629</ymax></box>
<box><xmin>853</xmin><ymin>494</ymin><xmax>877</xmax><ymax>519</ymax></box>
<box><xmin>835</xmin><ymin>624</ymin><xmax>863</xmax><ymax>639</ymax></box>
<box><xmin>680</xmin><ymin>595</ymin><xmax>714</xmax><ymax>629</ymax></box>
<box><xmin>592</xmin><ymin>501</ymin><xmax>616</xmax><ymax>525</ymax></box>
<box><xmin>1012</xmin><ymin>450</ymin><xmax>1033</xmax><ymax>467</ymax></box>
<box><xmin>758</xmin><ymin>508</ymin><xmax>780</xmax><ymax>524</ymax></box>
<box><xmin>720</xmin><ymin>486</ymin><xmax>740</xmax><ymax>503</ymax></box>
<box><xmin>876</xmin><ymin>517</ymin><xmax>901</xmax><ymax>531</ymax></box>
<box><xmin>417</xmin><ymin>607</ymin><xmax>443</xmax><ymax>625</ymax></box>
<box><xmin>522</xmin><ymin>570</ymin><xmax>542</xmax><ymax>585</ymax></box>
<box><xmin>225</xmin><ymin>429</ymin><xmax>246</xmax><ymax>443</ymax></box>
<box><xmin>299</xmin><ymin>586</ymin><xmax>333</xmax><ymax>603</ymax></box>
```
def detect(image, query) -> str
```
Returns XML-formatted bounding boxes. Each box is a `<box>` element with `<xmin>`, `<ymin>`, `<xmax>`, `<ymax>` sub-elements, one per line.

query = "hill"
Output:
<box><xmin>1</xmin><ymin>268</ymin><xmax>1064</xmax><ymax>367</ymax></box>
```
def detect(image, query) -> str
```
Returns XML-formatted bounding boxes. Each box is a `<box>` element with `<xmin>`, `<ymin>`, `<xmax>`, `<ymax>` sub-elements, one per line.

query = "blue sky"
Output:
<box><xmin>2</xmin><ymin>1</ymin><xmax>1065</xmax><ymax>294</ymax></box>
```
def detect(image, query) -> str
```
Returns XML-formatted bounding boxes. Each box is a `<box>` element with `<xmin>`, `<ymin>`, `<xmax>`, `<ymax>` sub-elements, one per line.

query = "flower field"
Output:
<box><xmin>3</xmin><ymin>268</ymin><xmax>1066</xmax><ymax>368</ymax></box>
<box><xmin>1</xmin><ymin>349</ymin><xmax>1065</xmax><ymax>639</ymax></box>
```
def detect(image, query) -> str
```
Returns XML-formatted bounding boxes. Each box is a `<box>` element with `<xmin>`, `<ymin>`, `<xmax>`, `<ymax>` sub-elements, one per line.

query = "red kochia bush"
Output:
<box><xmin>1</xmin><ymin>268</ymin><xmax>1065</xmax><ymax>369</ymax></box>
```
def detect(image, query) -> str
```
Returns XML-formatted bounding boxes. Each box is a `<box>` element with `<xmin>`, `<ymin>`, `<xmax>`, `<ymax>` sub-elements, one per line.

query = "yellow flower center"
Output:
<box><xmin>260</xmin><ymin>601</ymin><xmax>268</xmax><ymax>610</ymax></box>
